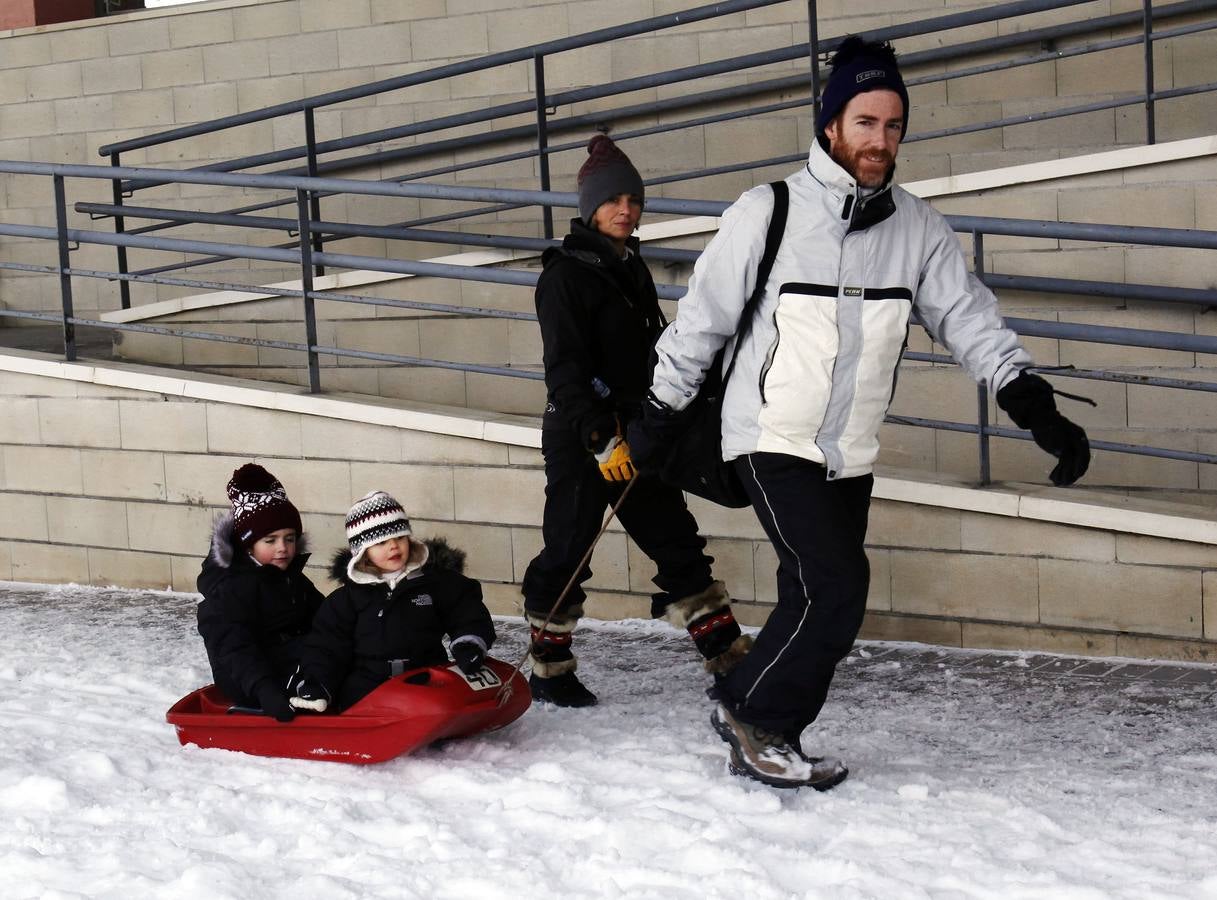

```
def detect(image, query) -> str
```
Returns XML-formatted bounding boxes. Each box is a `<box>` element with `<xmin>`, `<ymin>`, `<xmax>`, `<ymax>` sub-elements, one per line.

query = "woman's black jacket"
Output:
<box><xmin>535</xmin><ymin>218</ymin><xmax>666</xmax><ymax>452</ymax></box>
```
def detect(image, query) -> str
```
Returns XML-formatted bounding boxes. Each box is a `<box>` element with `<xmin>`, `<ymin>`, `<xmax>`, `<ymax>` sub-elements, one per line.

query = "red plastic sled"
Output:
<box><xmin>166</xmin><ymin>657</ymin><xmax>530</xmax><ymax>764</ymax></box>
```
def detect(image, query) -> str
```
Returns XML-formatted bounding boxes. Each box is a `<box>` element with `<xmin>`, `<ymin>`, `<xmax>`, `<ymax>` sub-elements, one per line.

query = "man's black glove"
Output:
<box><xmin>996</xmin><ymin>370</ymin><xmax>1091</xmax><ymax>487</ymax></box>
<box><xmin>451</xmin><ymin>639</ymin><xmax>486</xmax><ymax>675</ymax></box>
<box><xmin>625</xmin><ymin>393</ymin><xmax>684</xmax><ymax>476</ymax></box>
<box><xmin>254</xmin><ymin>681</ymin><xmax>296</xmax><ymax>723</ymax></box>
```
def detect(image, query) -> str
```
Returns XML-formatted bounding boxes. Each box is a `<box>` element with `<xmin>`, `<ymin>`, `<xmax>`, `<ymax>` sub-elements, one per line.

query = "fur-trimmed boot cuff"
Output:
<box><xmin>527</xmin><ymin>653</ymin><xmax>577</xmax><ymax>678</ymax></box>
<box><xmin>660</xmin><ymin>581</ymin><xmax>729</xmax><ymax>629</ymax></box>
<box><xmin>703</xmin><ymin>633</ymin><xmax>754</xmax><ymax>675</ymax></box>
<box><xmin>526</xmin><ymin>605</ymin><xmax>582</xmax><ymax>679</ymax></box>
<box><xmin>660</xmin><ymin>581</ymin><xmax>747</xmax><ymax>665</ymax></box>
<box><xmin>525</xmin><ymin>602</ymin><xmax>583</xmax><ymax>634</ymax></box>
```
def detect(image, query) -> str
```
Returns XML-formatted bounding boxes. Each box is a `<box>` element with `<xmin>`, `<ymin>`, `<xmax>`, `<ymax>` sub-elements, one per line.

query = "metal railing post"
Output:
<box><xmin>534</xmin><ymin>52</ymin><xmax>555</xmax><ymax>240</ymax></box>
<box><xmin>978</xmin><ymin>383</ymin><xmax>992</xmax><ymax>485</ymax></box>
<box><xmin>973</xmin><ymin>230</ymin><xmax>991</xmax><ymax>482</ymax></box>
<box><xmin>808</xmin><ymin>0</ymin><xmax>822</xmax><ymax>124</ymax></box>
<box><xmin>52</xmin><ymin>174</ymin><xmax>77</xmax><ymax>361</ymax></box>
<box><xmin>1142</xmin><ymin>0</ymin><xmax>1156</xmax><ymax>144</ymax></box>
<box><xmin>109</xmin><ymin>152</ymin><xmax>132</xmax><ymax>310</ymax></box>
<box><xmin>303</xmin><ymin>107</ymin><xmax>326</xmax><ymax>277</ymax></box>
<box><xmin>295</xmin><ymin>188</ymin><xmax>322</xmax><ymax>393</ymax></box>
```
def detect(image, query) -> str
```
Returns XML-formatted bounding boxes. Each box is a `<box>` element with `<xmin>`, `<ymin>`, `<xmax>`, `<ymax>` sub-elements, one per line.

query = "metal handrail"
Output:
<box><xmin>4</xmin><ymin>0</ymin><xmax>1217</xmax><ymax>486</ymax></box>
<box><xmin>103</xmin><ymin>0</ymin><xmax>1216</xmax><ymax>196</ymax></box>
<box><xmin>96</xmin><ymin>0</ymin><xmax>792</xmax><ymax>158</ymax></box>
<box><xmin>97</xmin><ymin>0</ymin><xmax>1121</xmax><ymax>166</ymax></box>
<box><xmin>79</xmin><ymin>0</ymin><xmax>1217</xmax><ymax>296</ymax></box>
<box><xmin>3</xmin><ymin>158</ymin><xmax>1216</xmax><ymax>489</ymax></box>
<box><xmin>69</xmin><ymin>197</ymin><xmax>1217</xmax><ymax>311</ymax></box>
<box><xmin>104</xmin><ymin>8</ymin><xmax>1217</xmax><ymax>235</ymax></box>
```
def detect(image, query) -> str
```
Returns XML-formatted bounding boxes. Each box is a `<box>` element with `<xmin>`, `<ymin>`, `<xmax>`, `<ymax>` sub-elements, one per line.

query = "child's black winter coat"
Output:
<box><xmin>299</xmin><ymin>538</ymin><xmax>496</xmax><ymax>712</ymax></box>
<box><xmin>196</xmin><ymin>513</ymin><xmax>325</xmax><ymax>706</ymax></box>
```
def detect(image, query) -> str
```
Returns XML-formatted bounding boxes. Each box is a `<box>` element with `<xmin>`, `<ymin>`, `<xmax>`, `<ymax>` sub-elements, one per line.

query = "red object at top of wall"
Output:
<box><xmin>0</xmin><ymin>0</ymin><xmax>144</xmax><ymax>31</ymax></box>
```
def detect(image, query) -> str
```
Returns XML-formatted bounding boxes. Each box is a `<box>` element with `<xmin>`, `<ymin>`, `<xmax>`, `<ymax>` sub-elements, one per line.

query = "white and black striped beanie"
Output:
<box><xmin>345</xmin><ymin>490</ymin><xmax>412</xmax><ymax>566</ymax></box>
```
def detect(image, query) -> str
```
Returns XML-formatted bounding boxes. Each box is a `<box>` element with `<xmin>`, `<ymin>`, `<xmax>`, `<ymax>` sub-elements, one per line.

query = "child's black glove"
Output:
<box><xmin>996</xmin><ymin>371</ymin><xmax>1091</xmax><ymax>487</ymax></box>
<box><xmin>288</xmin><ymin>676</ymin><xmax>329</xmax><ymax>713</ymax></box>
<box><xmin>254</xmin><ymin>681</ymin><xmax>296</xmax><ymax>723</ymax></box>
<box><xmin>451</xmin><ymin>640</ymin><xmax>486</xmax><ymax>675</ymax></box>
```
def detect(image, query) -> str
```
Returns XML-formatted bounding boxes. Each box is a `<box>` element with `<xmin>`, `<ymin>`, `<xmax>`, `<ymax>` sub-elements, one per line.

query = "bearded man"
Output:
<box><xmin>631</xmin><ymin>37</ymin><xmax>1090</xmax><ymax>788</ymax></box>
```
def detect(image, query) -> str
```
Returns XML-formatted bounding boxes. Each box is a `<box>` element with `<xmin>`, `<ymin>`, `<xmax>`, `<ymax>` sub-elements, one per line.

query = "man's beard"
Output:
<box><xmin>831</xmin><ymin>143</ymin><xmax>894</xmax><ymax>189</ymax></box>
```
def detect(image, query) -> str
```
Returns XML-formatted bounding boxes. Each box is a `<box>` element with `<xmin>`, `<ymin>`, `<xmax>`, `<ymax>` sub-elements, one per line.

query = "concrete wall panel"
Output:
<box><xmin>348</xmin><ymin>461</ymin><xmax>456</xmax><ymax>521</ymax></box>
<box><xmin>1040</xmin><ymin>558</ymin><xmax>1203</xmax><ymax>638</ymax></box>
<box><xmin>125</xmin><ymin>500</ymin><xmax>217</xmax><ymax>556</ymax></box>
<box><xmin>1206</xmin><ymin>569</ymin><xmax>1216</xmax><ymax>641</ymax></box>
<box><xmin>118</xmin><ymin>400</ymin><xmax>209</xmax><ymax>453</ymax></box>
<box><xmin>961</xmin><ymin>622</ymin><xmax>1118</xmax><ymax>657</ymax></box>
<box><xmin>38</xmin><ymin>398</ymin><xmax>121</xmax><ymax>448</ymax></box>
<box><xmin>87</xmin><ymin>547</ymin><xmax>174</xmax><ymax>590</ymax></box>
<box><xmin>46</xmin><ymin>495</ymin><xmax>130</xmax><ymax>549</ymax></box>
<box><xmin>11</xmin><ymin>542</ymin><xmax>90</xmax><ymax>584</ymax></box>
<box><xmin>858</xmin><ymin>612</ymin><xmax>964</xmax><ymax>648</ymax></box>
<box><xmin>0</xmin><ymin>492</ymin><xmax>49</xmax><ymax>541</ymax></box>
<box><xmin>892</xmin><ymin>549</ymin><xmax>1040</xmax><ymax>623</ymax></box>
<box><xmin>205</xmin><ymin>404</ymin><xmax>302</xmax><ymax>456</ymax></box>
<box><xmin>3</xmin><ymin>445</ymin><xmax>83</xmax><ymax>493</ymax></box>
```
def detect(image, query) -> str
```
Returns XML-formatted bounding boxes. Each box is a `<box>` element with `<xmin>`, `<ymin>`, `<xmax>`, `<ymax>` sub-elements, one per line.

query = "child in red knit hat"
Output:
<box><xmin>195</xmin><ymin>463</ymin><xmax>325</xmax><ymax>721</ymax></box>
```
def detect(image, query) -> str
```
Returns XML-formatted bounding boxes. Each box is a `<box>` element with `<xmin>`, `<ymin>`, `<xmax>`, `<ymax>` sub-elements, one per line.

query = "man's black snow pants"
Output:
<box><xmin>521</xmin><ymin>427</ymin><xmax>714</xmax><ymax>618</ymax></box>
<box><xmin>718</xmin><ymin>451</ymin><xmax>873</xmax><ymax>737</ymax></box>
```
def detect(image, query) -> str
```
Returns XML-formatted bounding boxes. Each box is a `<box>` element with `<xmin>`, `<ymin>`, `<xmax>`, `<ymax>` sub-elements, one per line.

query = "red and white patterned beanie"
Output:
<box><xmin>226</xmin><ymin>463</ymin><xmax>302</xmax><ymax>550</ymax></box>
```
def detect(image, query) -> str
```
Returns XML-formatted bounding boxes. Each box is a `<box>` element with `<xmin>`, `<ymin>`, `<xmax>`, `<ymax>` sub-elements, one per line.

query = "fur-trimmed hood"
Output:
<box><xmin>207</xmin><ymin>511</ymin><xmax>309</xmax><ymax>569</ymax></box>
<box><xmin>329</xmin><ymin>536</ymin><xmax>466</xmax><ymax>587</ymax></box>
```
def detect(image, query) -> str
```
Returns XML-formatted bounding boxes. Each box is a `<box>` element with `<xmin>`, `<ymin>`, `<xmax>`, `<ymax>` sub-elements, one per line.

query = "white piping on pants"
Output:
<box><xmin>741</xmin><ymin>454</ymin><xmax>815</xmax><ymax>706</ymax></box>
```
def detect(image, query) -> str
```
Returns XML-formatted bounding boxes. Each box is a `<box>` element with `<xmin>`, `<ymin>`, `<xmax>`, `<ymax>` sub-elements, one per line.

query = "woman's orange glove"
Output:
<box><xmin>594</xmin><ymin>434</ymin><xmax>635</xmax><ymax>482</ymax></box>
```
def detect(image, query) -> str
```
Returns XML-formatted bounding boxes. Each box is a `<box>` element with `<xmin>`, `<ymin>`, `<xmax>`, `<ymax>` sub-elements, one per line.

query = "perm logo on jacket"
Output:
<box><xmin>651</xmin><ymin>138</ymin><xmax>1031</xmax><ymax>480</ymax></box>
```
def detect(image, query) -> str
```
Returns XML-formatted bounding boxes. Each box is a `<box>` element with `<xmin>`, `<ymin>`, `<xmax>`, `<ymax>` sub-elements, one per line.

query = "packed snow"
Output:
<box><xmin>2</xmin><ymin>581</ymin><xmax>1216</xmax><ymax>899</ymax></box>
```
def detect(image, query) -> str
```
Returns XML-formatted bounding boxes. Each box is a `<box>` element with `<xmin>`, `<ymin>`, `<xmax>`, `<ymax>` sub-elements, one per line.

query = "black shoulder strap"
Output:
<box><xmin>722</xmin><ymin>180</ymin><xmax>788</xmax><ymax>384</ymax></box>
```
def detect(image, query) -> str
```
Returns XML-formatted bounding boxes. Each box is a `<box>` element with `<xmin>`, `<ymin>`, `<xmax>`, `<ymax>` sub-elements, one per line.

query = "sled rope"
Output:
<box><xmin>495</xmin><ymin>478</ymin><xmax>639</xmax><ymax>705</ymax></box>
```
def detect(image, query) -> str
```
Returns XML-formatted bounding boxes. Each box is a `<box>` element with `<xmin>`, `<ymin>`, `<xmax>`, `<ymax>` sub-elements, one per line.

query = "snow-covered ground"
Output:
<box><xmin>2</xmin><ymin>581</ymin><xmax>1216</xmax><ymax>900</ymax></box>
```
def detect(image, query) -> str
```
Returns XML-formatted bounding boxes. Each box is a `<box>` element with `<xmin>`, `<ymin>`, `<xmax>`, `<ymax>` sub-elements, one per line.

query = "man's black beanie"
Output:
<box><xmin>815</xmin><ymin>36</ymin><xmax>909</xmax><ymax>138</ymax></box>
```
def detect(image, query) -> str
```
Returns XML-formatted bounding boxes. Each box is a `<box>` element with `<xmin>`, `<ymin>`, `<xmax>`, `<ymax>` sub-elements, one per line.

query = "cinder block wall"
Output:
<box><xmin>2</xmin><ymin>0</ymin><xmax>1215</xmax><ymax>319</ymax></box>
<box><xmin>2</xmin><ymin>358</ymin><xmax>1214</xmax><ymax>663</ymax></box>
<box><xmin>4</xmin><ymin>0</ymin><xmax>1214</xmax><ymax>494</ymax></box>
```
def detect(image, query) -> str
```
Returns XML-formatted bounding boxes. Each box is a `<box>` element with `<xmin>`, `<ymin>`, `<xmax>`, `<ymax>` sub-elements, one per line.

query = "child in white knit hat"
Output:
<box><xmin>290</xmin><ymin>491</ymin><xmax>496</xmax><ymax>713</ymax></box>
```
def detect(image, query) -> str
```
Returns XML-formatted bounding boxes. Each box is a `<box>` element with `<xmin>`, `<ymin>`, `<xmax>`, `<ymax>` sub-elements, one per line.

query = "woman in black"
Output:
<box><xmin>521</xmin><ymin>135</ymin><xmax>751</xmax><ymax>707</ymax></box>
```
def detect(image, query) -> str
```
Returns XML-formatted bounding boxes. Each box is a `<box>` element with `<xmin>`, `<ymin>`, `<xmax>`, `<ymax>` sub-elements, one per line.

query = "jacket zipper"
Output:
<box><xmin>819</xmin><ymin>223</ymin><xmax>855</xmax><ymax>478</ymax></box>
<box><xmin>758</xmin><ymin>312</ymin><xmax>782</xmax><ymax>405</ymax></box>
